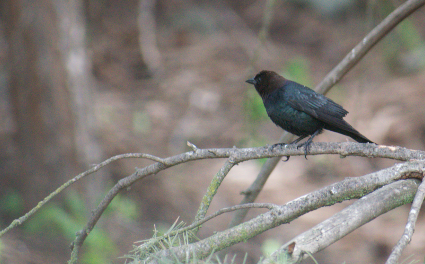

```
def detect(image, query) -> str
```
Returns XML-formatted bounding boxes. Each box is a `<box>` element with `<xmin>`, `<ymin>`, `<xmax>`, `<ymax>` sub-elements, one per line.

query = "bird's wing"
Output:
<box><xmin>283</xmin><ymin>81</ymin><xmax>352</xmax><ymax>130</ymax></box>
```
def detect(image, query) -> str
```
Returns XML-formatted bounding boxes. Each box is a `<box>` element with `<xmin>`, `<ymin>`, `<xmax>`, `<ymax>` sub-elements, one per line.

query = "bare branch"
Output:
<box><xmin>262</xmin><ymin>179</ymin><xmax>421</xmax><ymax>263</ymax></box>
<box><xmin>145</xmin><ymin>203</ymin><xmax>277</xmax><ymax>247</ymax></box>
<box><xmin>187</xmin><ymin>141</ymin><xmax>199</xmax><ymax>152</ymax></box>
<box><xmin>386</xmin><ymin>176</ymin><xmax>425</xmax><ymax>264</ymax></box>
<box><xmin>0</xmin><ymin>142</ymin><xmax>409</xmax><ymax>263</ymax></box>
<box><xmin>228</xmin><ymin>133</ymin><xmax>292</xmax><ymax>229</ymax></box>
<box><xmin>190</xmin><ymin>203</ymin><xmax>276</xmax><ymax>232</ymax></box>
<box><xmin>0</xmin><ymin>152</ymin><xmax>163</xmax><ymax>238</ymax></box>
<box><xmin>194</xmin><ymin>158</ymin><xmax>236</xmax><ymax>226</ymax></box>
<box><xmin>316</xmin><ymin>0</ymin><xmax>425</xmax><ymax>94</ymax></box>
<box><xmin>66</xmin><ymin>143</ymin><xmax>425</xmax><ymax>263</ymax></box>
<box><xmin>3</xmin><ymin>143</ymin><xmax>422</xmax><ymax>245</ymax></box>
<box><xmin>139</xmin><ymin>160</ymin><xmax>425</xmax><ymax>264</ymax></box>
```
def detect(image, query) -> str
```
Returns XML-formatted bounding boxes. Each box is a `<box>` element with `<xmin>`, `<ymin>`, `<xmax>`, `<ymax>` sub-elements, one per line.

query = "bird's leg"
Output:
<box><xmin>296</xmin><ymin>129</ymin><xmax>322</xmax><ymax>159</ymax></box>
<box><xmin>290</xmin><ymin>135</ymin><xmax>307</xmax><ymax>145</ymax></box>
<box><xmin>271</xmin><ymin>135</ymin><xmax>306</xmax><ymax>150</ymax></box>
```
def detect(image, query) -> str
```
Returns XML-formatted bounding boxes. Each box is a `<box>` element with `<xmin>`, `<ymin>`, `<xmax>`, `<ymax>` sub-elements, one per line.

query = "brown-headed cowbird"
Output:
<box><xmin>246</xmin><ymin>70</ymin><xmax>374</xmax><ymax>158</ymax></box>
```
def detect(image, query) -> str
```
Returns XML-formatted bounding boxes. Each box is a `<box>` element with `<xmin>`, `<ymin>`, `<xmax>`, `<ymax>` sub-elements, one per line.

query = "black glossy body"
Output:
<box><xmin>246</xmin><ymin>71</ymin><xmax>373</xmax><ymax>144</ymax></box>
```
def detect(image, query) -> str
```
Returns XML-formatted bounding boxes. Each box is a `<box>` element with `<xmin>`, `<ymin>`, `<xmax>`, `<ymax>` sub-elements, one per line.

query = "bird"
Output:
<box><xmin>246</xmin><ymin>70</ymin><xmax>374</xmax><ymax>159</ymax></box>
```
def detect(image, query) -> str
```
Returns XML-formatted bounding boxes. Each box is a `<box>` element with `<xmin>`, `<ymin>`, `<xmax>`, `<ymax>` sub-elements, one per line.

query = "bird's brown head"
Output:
<box><xmin>246</xmin><ymin>70</ymin><xmax>286</xmax><ymax>98</ymax></box>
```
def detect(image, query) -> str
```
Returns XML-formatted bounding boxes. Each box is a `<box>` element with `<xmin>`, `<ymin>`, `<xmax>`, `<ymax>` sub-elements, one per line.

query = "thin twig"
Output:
<box><xmin>187</xmin><ymin>141</ymin><xmax>198</xmax><ymax>152</ymax></box>
<box><xmin>385</xmin><ymin>177</ymin><xmax>425</xmax><ymax>264</ymax></box>
<box><xmin>315</xmin><ymin>0</ymin><xmax>425</xmax><ymax>95</ymax></box>
<box><xmin>191</xmin><ymin>203</ymin><xmax>276</xmax><ymax>232</ymax></box>
<box><xmin>227</xmin><ymin>133</ymin><xmax>293</xmax><ymax>228</ymax></box>
<box><xmin>0</xmin><ymin>153</ymin><xmax>164</xmax><ymax>238</ymax></box>
<box><xmin>194</xmin><ymin>158</ymin><xmax>237</xmax><ymax>225</ymax></box>
<box><xmin>139</xmin><ymin>203</ymin><xmax>277</xmax><ymax>247</ymax></box>
<box><xmin>229</xmin><ymin>0</ymin><xmax>425</xmax><ymax>229</ymax></box>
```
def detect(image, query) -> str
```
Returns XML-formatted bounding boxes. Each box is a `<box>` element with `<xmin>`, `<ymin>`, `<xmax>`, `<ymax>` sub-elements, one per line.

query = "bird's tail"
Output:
<box><xmin>345</xmin><ymin>131</ymin><xmax>374</xmax><ymax>144</ymax></box>
<box><xmin>325</xmin><ymin>123</ymin><xmax>374</xmax><ymax>144</ymax></box>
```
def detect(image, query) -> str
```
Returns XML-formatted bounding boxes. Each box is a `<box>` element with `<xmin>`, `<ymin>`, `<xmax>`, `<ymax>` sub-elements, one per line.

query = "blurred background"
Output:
<box><xmin>1</xmin><ymin>0</ymin><xmax>425</xmax><ymax>263</ymax></box>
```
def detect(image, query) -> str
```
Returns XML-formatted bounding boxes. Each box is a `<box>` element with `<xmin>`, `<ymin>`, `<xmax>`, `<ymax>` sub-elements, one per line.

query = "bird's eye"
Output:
<box><xmin>257</xmin><ymin>77</ymin><xmax>261</xmax><ymax>82</ymax></box>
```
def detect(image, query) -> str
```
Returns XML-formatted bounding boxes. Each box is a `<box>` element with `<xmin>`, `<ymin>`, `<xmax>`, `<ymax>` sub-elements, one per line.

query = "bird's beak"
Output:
<box><xmin>246</xmin><ymin>78</ymin><xmax>255</xmax><ymax>85</ymax></box>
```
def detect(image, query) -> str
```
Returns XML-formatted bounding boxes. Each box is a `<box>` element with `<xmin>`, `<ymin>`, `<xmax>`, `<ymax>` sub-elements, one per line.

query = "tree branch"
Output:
<box><xmin>316</xmin><ymin>0</ymin><xmax>425</xmax><ymax>95</ymax></box>
<box><xmin>0</xmin><ymin>142</ymin><xmax>419</xmax><ymax>262</ymax></box>
<box><xmin>386</xmin><ymin>175</ymin><xmax>425</xmax><ymax>264</ymax></box>
<box><xmin>193</xmin><ymin>158</ymin><xmax>236</xmax><ymax>233</ymax></box>
<box><xmin>262</xmin><ymin>179</ymin><xmax>421</xmax><ymax>263</ymax></box>
<box><xmin>64</xmin><ymin>143</ymin><xmax>425</xmax><ymax>263</ymax></box>
<box><xmin>228</xmin><ymin>133</ymin><xmax>292</xmax><ymax>228</ymax></box>
<box><xmin>137</xmin><ymin>160</ymin><xmax>425</xmax><ymax>263</ymax></box>
<box><xmin>0</xmin><ymin>142</ymin><xmax>410</xmax><ymax>263</ymax></box>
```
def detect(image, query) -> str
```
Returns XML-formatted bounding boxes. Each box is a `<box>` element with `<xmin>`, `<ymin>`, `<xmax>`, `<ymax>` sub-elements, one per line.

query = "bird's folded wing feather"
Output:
<box><xmin>283</xmin><ymin>83</ymin><xmax>360</xmax><ymax>133</ymax></box>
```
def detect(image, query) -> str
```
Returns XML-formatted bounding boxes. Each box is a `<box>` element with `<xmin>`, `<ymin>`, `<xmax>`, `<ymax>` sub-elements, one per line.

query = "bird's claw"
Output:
<box><xmin>303</xmin><ymin>143</ymin><xmax>312</xmax><ymax>160</ymax></box>
<box><xmin>293</xmin><ymin>141</ymin><xmax>310</xmax><ymax>159</ymax></box>
<box><xmin>269</xmin><ymin>143</ymin><xmax>290</xmax><ymax>161</ymax></box>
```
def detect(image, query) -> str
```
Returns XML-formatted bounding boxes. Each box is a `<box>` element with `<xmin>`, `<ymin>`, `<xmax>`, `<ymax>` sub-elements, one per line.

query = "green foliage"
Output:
<box><xmin>281</xmin><ymin>57</ymin><xmax>313</xmax><ymax>87</ymax></box>
<box><xmin>245</xmin><ymin>88</ymin><xmax>269</xmax><ymax>124</ymax></box>
<box><xmin>261</xmin><ymin>238</ymin><xmax>281</xmax><ymax>256</ymax></box>
<box><xmin>243</xmin><ymin>86</ymin><xmax>269</xmax><ymax>149</ymax></box>
<box><xmin>107</xmin><ymin>192</ymin><xmax>138</xmax><ymax>220</ymax></box>
<box><xmin>133</xmin><ymin>110</ymin><xmax>152</xmax><ymax>134</ymax></box>
<box><xmin>131</xmin><ymin>221</ymin><xmax>309</xmax><ymax>263</ymax></box>
<box><xmin>24</xmin><ymin>190</ymin><xmax>138</xmax><ymax>264</ymax></box>
<box><xmin>0</xmin><ymin>189</ymin><xmax>25</xmax><ymax>219</ymax></box>
<box><xmin>130</xmin><ymin>219</ymin><xmax>197</xmax><ymax>262</ymax></box>
<box><xmin>261</xmin><ymin>239</ymin><xmax>294</xmax><ymax>264</ymax></box>
<box><xmin>399</xmin><ymin>254</ymin><xmax>422</xmax><ymax>264</ymax></box>
<box><xmin>376</xmin><ymin>1</ymin><xmax>425</xmax><ymax>73</ymax></box>
<box><xmin>129</xmin><ymin>219</ymin><xmax>248</xmax><ymax>263</ymax></box>
<box><xmin>131</xmin><ymin>225</ymin><xmax>250</xmax><ymax>264</ymax></box>
<box><xmin>304</xmin><ymin>251</ymin><xmax>319</xmax><ymax>264</ymax></box>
